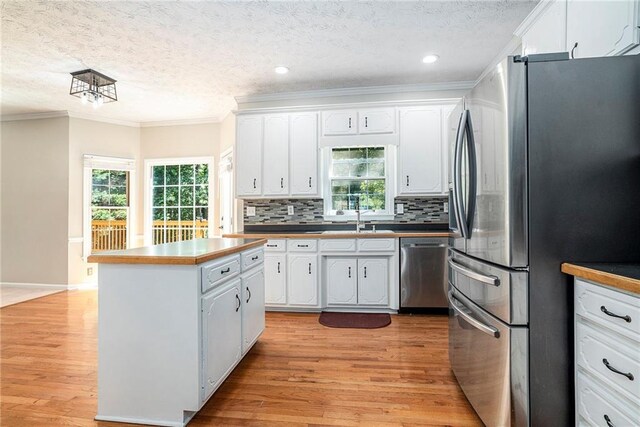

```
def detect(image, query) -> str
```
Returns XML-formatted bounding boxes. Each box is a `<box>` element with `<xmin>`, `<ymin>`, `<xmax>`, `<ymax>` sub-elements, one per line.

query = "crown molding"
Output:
<box><xmin>513</xmin><ymin>0</ymin><xmax>557</xmax><ymax>37</ymax></box>
<box><xmin>0</xmin><ymin>110</ymin><xmax>69</xmax><ymax>122</ymax></box>
<box><xmin>235</xmin><ymin>81</ymin><xmax>475</xmax><ymax>105</ymax></box>
<box><xmin>139</xmin><ymin>116</ymin><xmax>221</xmax><ymax>128</ymax></box>
<box><xmin>67</xmin><ymin>111</ymin><xmax>140</xmax><ymax>127</ymax></box>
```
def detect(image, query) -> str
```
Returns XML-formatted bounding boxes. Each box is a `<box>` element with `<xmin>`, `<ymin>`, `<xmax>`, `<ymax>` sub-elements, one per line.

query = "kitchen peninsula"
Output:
<box><xmin>88</xmin><ymin>238</ymin><xmax>266</xmax><ymax>427</ymax></box>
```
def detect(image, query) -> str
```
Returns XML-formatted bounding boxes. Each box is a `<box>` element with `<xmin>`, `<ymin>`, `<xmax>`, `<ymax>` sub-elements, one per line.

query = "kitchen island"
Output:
<box><xmin>88</xmin><ymin>238</ymin><xmax>266</xmax><ymax>427</ymax></box>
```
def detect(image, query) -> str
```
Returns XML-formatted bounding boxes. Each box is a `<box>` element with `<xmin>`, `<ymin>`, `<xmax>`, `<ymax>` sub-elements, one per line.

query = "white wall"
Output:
<box><xmin>0</xmin><ymin>117</ymin><xmax>70</xmax><ymax>285</ymax></box>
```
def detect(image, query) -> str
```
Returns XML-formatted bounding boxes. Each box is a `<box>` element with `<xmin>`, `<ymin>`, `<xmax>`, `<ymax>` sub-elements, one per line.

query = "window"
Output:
<box><xmin>91</xmin><ymin>169</ymin><xmax>130</xmax><ymax>252</ymax></box>
<box><xmin>146</xmin><ymin>158</ymin><xmax>213</xmax><ymax>245</ymax></box>
<box><xmin>327</xmin><ymin>147</ymin><xmax>389</xmax><ymax>214</ymax></box>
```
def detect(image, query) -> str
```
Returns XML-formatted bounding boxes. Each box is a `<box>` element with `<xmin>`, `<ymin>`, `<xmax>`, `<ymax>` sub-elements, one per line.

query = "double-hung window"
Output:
<box><xmin>326</xmin><ymin>147</ymin><xmax>390</xmax><ymax>216</ymax></box>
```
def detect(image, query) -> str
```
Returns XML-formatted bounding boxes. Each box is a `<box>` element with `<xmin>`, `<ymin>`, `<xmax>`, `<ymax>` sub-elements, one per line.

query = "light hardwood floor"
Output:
<box><xmin>1</xmin><ymin>289</ymin><xmax>481</xmax><ymax>426</ymax></box>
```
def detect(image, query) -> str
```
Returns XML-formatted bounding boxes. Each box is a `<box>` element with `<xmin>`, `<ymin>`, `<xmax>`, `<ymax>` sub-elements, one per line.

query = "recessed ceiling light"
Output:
<box><xmin>274</xmin><ymin>66</ymin><xmax>289</xmax><ymax>74</ymax></box>
<box><xmin>422</xmin><ymin>54</ymin><xmax>439</xmax><ymax>64</ymax></box>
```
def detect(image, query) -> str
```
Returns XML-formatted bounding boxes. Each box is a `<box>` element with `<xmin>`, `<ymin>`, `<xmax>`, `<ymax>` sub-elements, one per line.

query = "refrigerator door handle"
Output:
<box><xmin>465</xmin><ymin>110</ymin><xmax>478</xmax><ymax>236</ymax></box>
<box><xmin>448</xmin><ymin>291</ymin><xmax>500</xmax><ymax>338</ymax></box>
<box><xmin>448</xmin><ymin>257</ymin><xmax>500</xmax><ymax>287</ymax></box>
<box><xmin>454</xmin><ymin>110</ymin><xmax>469</xmax><ymax>238</ymax></box>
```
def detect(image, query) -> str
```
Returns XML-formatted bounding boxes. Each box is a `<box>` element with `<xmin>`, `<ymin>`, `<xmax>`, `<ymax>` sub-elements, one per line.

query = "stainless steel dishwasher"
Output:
<box><xmin>400</xmin><ymin>237</ymin><xmax>448</xmax><ymax>312</ymax></box>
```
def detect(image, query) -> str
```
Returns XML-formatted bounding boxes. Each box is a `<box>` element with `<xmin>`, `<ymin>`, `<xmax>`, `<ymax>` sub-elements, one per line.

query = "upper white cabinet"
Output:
<box><xmin>321</xmin><ymin>110</ymin><xmax>358</xmax><ymax>136</ymax></box>
<box><xmin>567</xmin><ymin>0</ymin><xmax>640</xmax><ymax>58</ymax></box>
<box><xmin>262</xmin><ymin>114</ymin><xmax>289</xmax><ymax>196</ymax></box>
<box><xmin>289</xmin><ymin>113</ymin><xmax>318</xmax><ymax>195</ymax></box>
<box><xmin>358</xmin><ymin>108</ymin><xmax>396</xmax><ymax>134</ymax></box>
<box><xmin>235</xmin><ymin>115</ymin><xmax>262</xmax><ymax>196</ymax></box>
<box><xmin>398</xmin><ymin>106</ymin><xmax>444</xmax><ymax>195</ymax></box>
<box><xmin>521</xmin><ymin>0</ymin><xmax>567</xmax><ymax>55</ymax></box>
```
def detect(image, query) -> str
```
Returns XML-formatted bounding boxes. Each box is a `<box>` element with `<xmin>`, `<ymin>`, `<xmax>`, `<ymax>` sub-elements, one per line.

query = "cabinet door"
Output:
<box><xmin>236</xmin><ymin>115</ymin><xmax>263</xmax><ymax>196</ymax></box>
<box><xmin>264</xmin><ymin>254</ymin><xmax>287</xmax><ymax>305</ymax></box>
<box><xmin>359</xmin><ymin>108</ymin><xmax>396</xmax><ymax>134</ymax></box>
<box><xmin>357</xmin><ymin>258</ymin><xmax>388</xmax><ymax>306</ymax></box>
<box><xmin>201</xmin><ymin>280</ymin><xmax>242</xmax><ymax>400</ymax></box>
<box><xmin>521</xmin><ymin>0</ymin><xmax>567</xmax><ymax>56</ymax></box>
<box><xmin>321</xmin><ymin>110</ymin><xmax>357</xmax><ymax>136</ymax></box>
<box><xmin>290</xmin><ymin>112</ymin><xmax>318</xmax><ymax>195</ymax></box>
<box><xmin>326</xmin><ymin>257</ymin><xmax>358</xmax><ymax>306</ymax></box>
<box><xmin>263</xmin><ymin>114</ymin><xmax>289</xmax><ymax>195</ymax></box>
<box><xmin>242</xmin><ymin>269</ymin><xmax>265</xmax><ymax>354</ymax></box>
<box><xmin>398</xmin><ymin>107</ymin><xmax>443</xmax><ymax>195</ymax></box>
<box><xmin>567</xmin><ymin>0</ymin><xmax>639</xmax><ymax>58</ymax></box>
<box><xmin>287</xmin><ymin>255</ymin><xmax>318</xmax><ymax>306</ymax></box>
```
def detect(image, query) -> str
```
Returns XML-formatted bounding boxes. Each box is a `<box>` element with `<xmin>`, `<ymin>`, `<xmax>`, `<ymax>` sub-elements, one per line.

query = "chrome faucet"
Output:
<box><xmin>355</xmin><ymin>209</ymin><xmax>370</xmax><ymax>233</ymax></box>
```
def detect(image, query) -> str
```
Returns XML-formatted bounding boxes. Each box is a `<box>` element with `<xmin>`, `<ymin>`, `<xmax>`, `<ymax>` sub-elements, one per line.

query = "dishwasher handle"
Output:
<box><xmin>403</xmin><ymin>243</ymin><xmax>447</xmax><ymax>248</ymax></box>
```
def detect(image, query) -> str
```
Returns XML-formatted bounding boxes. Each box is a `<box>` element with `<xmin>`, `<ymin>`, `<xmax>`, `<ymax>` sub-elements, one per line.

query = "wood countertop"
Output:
<box><xmin>87</xmin><ymin>238</ymin><xmax>267</xmax><ymax>265</ymax></box>
<box><xmin>223</xmin><ymin>231</ymin><xmax>451</xmax><ymax>239</ymax></box>
<box><xmin>562</xmin><ymin>262</ymin><xmax>640</xmax><ymax>295</ymax></box>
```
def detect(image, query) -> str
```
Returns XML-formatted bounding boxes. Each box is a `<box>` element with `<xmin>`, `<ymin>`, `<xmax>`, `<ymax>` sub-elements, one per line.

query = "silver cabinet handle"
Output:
<box><xmin>297</xmin><ymin>244</ymin><xmax>309</xmax><ymax>248</ymax></box>
<box><xmin>448</xmin><ymin>258</ymin><xmax>500</xmax><ymax>286</ymax></box>
<box><xmin>246</xmin><ymin>287</ymin><xmax>251</xmax><ymax>303</ymax></box>
<box><xmin>604</xmin><ymin>414</ymin><xmax>614</xmax><ymax>427</ymax></box>
<box><xmin>251</xmin><ymin>255</ymin><xmax>259</xmax><ymax>261</ymax></box>
<box><xmin>220</xmin><ymin>267</ymin><xmax>230</xmax><ymax>275</ymax></box>
<box><xmin>235</xmin><ymin>294</ymin><xmax>241</xmax><ymax>312</ymax></box>
<box><xmin>406</xmin><ymin>175</ymin><xmax>409</xmax><ymax>186</ymax></box>
<box><xmin>348</xmin><ymin>266</ymin><xmax>351</xmax><ymax>278</ymax></box>
<box><xmin>365</xmin><ymin>116</ymin><xmax>368</xmax><ymax>127</ymax></box>
<box><xmin>602</xmin><ymin>358</ymin><xmax>634</xmax><ymax>381</ymax></box>
<box><xmin>277</xmin><ymin>261</ymin><xmax>280</xmax><ymax>273</ymax></box>
<box><xmin>600</xmin><ymin>305</ymin><xmax>631</xmax><ymax>323</ymax></box>
<box><xmin>253</xmin><ymin>178</ymin><xmax>256</xmax><ymax>189</ymax></box>
<box><xmin>348</xmin><ymin>117</ymin><xmax>351</xmax><ymax>128</ymax></box>
<box><xmin>364</xmin><ymin>266</ymin><xmax>367</xmax><ymax>278</ymax></box>
<box><xmin>308</xmin><ymin>263</ymin><xmax>312</xmax><ymax>274</ymax></box>
<box><xmin>280</xmin><ymin>177</ymin><xmax>284</xmax><ymax>188</ymax></box>
<box><xmin>448</xmin><ymin>291</ymin><xmax>500</xmax><ymax>338</ymax></box>
<box><xmin>308</xmin><ymin>177</ymin><xmax>312</xmax><ymax>188</ymax></box>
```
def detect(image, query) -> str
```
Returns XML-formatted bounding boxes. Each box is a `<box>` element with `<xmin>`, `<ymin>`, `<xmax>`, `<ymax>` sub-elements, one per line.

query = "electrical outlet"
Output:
<box><xmin>443</xmin><ymin>202</ymin><xmax>449</xmax><ymax>213</ymax></box>
<box><xmin>287</xmin><ymin>205</ymin><xmax>294</xmax><ymax>215</ymax></box>
<box><xmin>246</xmin><ymin>206</ymin><xmax>256</xmax><ymax>217</ymax></box>
<box><xmin>396</xmin><ymin>203</ymin><xmax>404</xmax><ymax>214</ymax></box>
<box><xmin>87</xmin><ymin>267</ymin><xmax>93</xmax><ymax>276</ymax></box>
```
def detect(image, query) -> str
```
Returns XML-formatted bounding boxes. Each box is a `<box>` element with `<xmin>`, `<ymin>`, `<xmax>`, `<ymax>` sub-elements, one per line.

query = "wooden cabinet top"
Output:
<box><xmin>562</xmin><ymin>262</ymin><xmax>640</xmax><ymax>295</ymax></box>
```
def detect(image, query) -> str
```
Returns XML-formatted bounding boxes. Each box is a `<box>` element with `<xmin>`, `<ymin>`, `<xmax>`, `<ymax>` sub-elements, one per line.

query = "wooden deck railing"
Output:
<box><xmin>91</xmin><ymin>220</ymin><xmax>209</xmax><ymax>252</ymax></box>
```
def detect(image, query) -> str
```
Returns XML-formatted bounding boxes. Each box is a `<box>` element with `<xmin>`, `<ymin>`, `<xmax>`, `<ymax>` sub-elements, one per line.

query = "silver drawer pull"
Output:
<box><xmin>600</xmin><ymin>305</ymin><xmax>631</xmax><ymax>323</ymax></box>
<box><xmin>448</xmin><ymin>291</ymin><xmax>500</xmax><ymax>339</ymax></box>
<box><xmin>448</xmin><ymin>258</ymin><xmax>500</xmax><ymax>286</ymax></box>
<box><xmin>220</xmin><ymin>267</ymin><xmax>230</xmax><ymax>274</ymax></box>
<box><xmin>266</xmin><ymin>244</ymin><xmax>278</xmax><ymax>248</ymax></box>
<box><xmin>251</xmin><ymin>255</ymin><xmax>259</xmax><ymax>261</ymax></box>
<box><xmin>604</xmin><ymin>414</ymin><xmax>614</xmax><ymax>427</ymax></box>
<box><xmin>297</xmin><ymin>244</ymin><xmax>309</xmax><ymax>248</ymax></box>
<box><xmin>602</xmin><ymin>358</ymin><xmax>634</xmax><ymax>381</ymax></box>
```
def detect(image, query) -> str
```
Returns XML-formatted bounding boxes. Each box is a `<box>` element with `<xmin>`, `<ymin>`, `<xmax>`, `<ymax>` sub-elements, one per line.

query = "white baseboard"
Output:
<box><xmin>68</xmin><ymin>282</ymin><xmax>98</xmax><ymax>290</ymax></box>
<box><xmin>0</xmin><ymin>282</ymin><xmax>69</xmax><ymax>290</ymax></box>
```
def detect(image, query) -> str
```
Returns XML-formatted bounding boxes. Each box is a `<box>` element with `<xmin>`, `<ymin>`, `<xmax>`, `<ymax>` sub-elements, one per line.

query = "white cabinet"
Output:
<box><xmin>398</xmin><ymin>106</ymin><xmax>444</xmax><ymax>195</ymax></box>
<box><xmin>289</xmin><ymin>112</ymin><xmax>318</xmax><ymax>195</ymax></box>
<box><xmin>357</xmin><ymin>258</ymin><xmax>389</xmax><ymax>305</ymax></box>
<box><xmin>521</xmin><ymin>0</ymin><xmax>567</xmax><ymax>55</ymax></box>
<box><xmin>263</xmin><ymin>114</ymin><xmax>289</xmax><ymax>196</ymax></box>
<box><xmin>264</xmin><ymin>254</ymin><xmax>287</xmax><ymax>305</ymax></box>
<box><xmin>567</xmin><ymin>0</ymin><xmax>639</xmax><ymax>58</ymax></box>
<box><xmin>359</xmin><ymin>108</ymin><xmax>396</xmax><ymax>134</ymax></box>
<box><xmin>321</xmin><ymin>110</ymin><xmax>357</xmax><ymax>136</ymax></box>
<box><xmin>236</xmin><ymin>115</ymin><xmax>262</xmax><ymax>196</ymax></box>
<box><xmin>326</xmin><ymin>257</ymin><xmax>389</xmax><ymax>307</ymax></box>
<box><xmin>241</xmin><ymin>268</ymin><xmax>265</xmax><ymax>354</ymax></box>
<box><xmin>326</xmin><ymin>258</ymin><xmax>358</xmax><ymax>305</ymax></box>
<box><xmin>201</xmin><ymin>279</ymin><xmax>242</xmax><ymax>400</ymax></box>
<box><xmin>288</xmin><ymin>254</ymin><xmax>318</xmax><ymax>306</ymax></box>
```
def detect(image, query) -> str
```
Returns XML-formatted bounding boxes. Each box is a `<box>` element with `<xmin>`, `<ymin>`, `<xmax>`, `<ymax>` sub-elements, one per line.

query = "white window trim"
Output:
<box><xmin>322</xmin><ymin>146</ymin><xmax>396</xmax><ymax>222</ymax></box>
<box><xmin>83</xmin><ymin>155</ymin><xmax>137</xmax><ymax>260</ymax></box>
<box><xmin>143</xmin><ymin>156</ymin><xmax>215</xmax><ymax>246</ymax></box>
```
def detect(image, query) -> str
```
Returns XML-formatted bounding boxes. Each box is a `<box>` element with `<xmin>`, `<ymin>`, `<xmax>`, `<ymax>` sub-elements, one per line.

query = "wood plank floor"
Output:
<box><xmin>1</xmin><ymin>289</ymin><xmax>481</xmax><ymax>426</ymax></box>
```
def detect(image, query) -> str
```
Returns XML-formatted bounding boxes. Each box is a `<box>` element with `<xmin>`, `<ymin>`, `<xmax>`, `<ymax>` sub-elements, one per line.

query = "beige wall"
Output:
<box><xmin>0</xmin><ymin>117</ymin><xmax>70</xmax><ymax>284</ymax></box>
<box><xmin>68</xmin><ymin>118</ymin><xmax>141</xmax><ymax>285</ymax></box>
<box><xmin>139</xmin><ymin>123</ymin><xmax>221</xmax><ymax>236</ymax></box>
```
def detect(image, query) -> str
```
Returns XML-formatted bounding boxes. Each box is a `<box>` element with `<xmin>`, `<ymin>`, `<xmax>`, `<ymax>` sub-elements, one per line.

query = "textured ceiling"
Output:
<box><xmin>1</xmin><ymin>1</ymin><xmax>537</xmax><ymax>123</ymax></box>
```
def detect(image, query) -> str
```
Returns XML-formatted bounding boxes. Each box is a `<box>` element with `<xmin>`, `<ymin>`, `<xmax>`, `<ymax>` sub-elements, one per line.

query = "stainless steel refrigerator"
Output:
<box><xmin>447</xmin><ymin>53</ymin><xmax>640</xmax><ymax>426</ymax></box>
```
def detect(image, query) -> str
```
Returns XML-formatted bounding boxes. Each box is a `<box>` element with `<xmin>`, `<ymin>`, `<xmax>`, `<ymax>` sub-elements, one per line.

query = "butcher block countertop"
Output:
<box><xmin>562</xmin><ymin>262</ymin><xmax>640</xmax><ymax>295</ymax></box>
<box><xmin>224</xmin><ymin>231</ymin><xmax>451</xmax><ymax>239</ymax></box>
<box><xmin>87</xmin><ymin>238</ymin><xmax>267</xmax><ymax>265</ymax></box>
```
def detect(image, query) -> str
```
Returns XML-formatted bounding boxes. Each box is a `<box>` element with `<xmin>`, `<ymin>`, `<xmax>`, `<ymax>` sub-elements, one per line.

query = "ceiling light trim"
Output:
<box><xmin>235</xmin><ymin>81</ymin><xmax>475</xmax><ymax>104</ymax></box>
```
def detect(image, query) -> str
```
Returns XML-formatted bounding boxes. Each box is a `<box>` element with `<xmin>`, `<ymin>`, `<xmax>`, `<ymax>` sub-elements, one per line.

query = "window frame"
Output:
<box><xmin>82</xmin><ymin>155</ymin><xmax>136</xmax><ymax>260</ymax></box>
<box><xmin>322</xmin><ymin>145</ymin><xmax>396</xmax><ymax>221</ymax></box>
<box><xmin>143</xmin><ymin>157</ymin><xmax>214</xmax><ymax>246</ymax></box>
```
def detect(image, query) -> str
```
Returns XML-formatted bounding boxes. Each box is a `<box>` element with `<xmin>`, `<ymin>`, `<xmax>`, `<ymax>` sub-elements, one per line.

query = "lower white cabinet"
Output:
<box><xmin>264</xmin><ymin>254</ymin><xmax>287</xmax><ymax>305</ymax></box>
<box><xmin>288</xmin><ymin>254</ymin><xmax>318</xmax><ymax>306</ymax></box>
<box><xmin>241</xmin><ymin>268</ymin><xmax>265</xmax><ymax>353</ymax></box>
<box><xmin>326</xmin><ymin>257</ymin><xmax>389</xmax><ymax>306</ymax></box>
<box><xmin>201</xmin><ymin>279</ymin><xmax>242</xmax><ymax>401</ymax></box>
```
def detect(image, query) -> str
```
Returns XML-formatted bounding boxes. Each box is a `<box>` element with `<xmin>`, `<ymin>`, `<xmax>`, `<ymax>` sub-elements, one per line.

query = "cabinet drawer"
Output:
<box><xmin>577</xmin><ymin>371</ymin><xmax>639</xmax><ymax>427</ymax></box>
<box><xmin>287</xmin><ymin>239</ymin><xmax>317</xmax><ymax>252</ymax></box>
<box><xmin>241</xmin><ymin>248</ymin><xmax>264</xmax><ymax>271</ymax></box>
<box><xmin>576</xmin><ymin>279</ymin><xmax>639</xmax><ymax>342</ymax></box>
<box><xmin>264</xmin><ymin>239</ymin><xmax>286</xmax><ymax>252</ymax></box>
<box><xmin>319</xmin><ymin>239</ymin><xmax>356</xmax><ymax>252</ymax></box>
<box><xmin>358</xmin><ymin>238</ymin><xmax>395</xmax><ymax>252</ymax></box>
<box><xmin>576</xmin><ymin>320</ymin><xmax>640</xmax><ymax>402</ymax></box>
<box><xmin>201</xmin><ymin>256</ymin><xmax>241</xmax><ymax>293</ymax></box>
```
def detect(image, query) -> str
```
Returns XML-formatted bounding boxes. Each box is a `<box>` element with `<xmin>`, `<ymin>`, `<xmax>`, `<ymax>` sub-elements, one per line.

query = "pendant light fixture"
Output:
<box><xmin>69</xmin><ymin>69</ymin><xmax>117</xmax><ymax>108</ymax></box>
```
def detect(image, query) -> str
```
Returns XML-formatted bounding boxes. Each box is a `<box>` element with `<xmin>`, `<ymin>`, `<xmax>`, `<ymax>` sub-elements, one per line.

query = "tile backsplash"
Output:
<box><xmin>243</xmin><ymin>197</ymin><xmax>447</xmax><ymax>225</ymax></box>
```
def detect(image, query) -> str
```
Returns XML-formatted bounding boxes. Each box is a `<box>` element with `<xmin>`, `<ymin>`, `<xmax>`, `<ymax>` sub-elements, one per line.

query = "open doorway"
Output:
<box><xmin>218</xmin><ymin>149</ymin><xmax>234</xmax><ymax>235</ymax></box>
